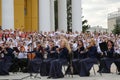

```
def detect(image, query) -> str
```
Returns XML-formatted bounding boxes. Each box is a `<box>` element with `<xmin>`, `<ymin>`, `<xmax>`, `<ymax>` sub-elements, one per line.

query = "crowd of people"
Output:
<box><xmin>0</xmin><ymin>29</ymin><xmax>120</xmax><ymax>78</ymax></box>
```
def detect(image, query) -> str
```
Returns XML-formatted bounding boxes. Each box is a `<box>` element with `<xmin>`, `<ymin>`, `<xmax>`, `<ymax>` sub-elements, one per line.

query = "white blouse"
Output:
<box><xmin>18</xmin><ymin>52</ymin><xmax>27</xmax><ymax>59</ymax></box>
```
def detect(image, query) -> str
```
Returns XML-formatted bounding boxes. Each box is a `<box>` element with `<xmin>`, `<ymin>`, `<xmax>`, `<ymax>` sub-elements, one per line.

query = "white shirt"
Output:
<box><xmin>72</xmin><ymin>43</ymin><xmax>78</xmax><ymax>51</ymax></box>
<box><xmin>97</xmin><ymin>45</ymin><xmax>102</xmax><ymax>53</ymax></box>
<box><xmin>18</xmin><ymin>52</ymin><xmax>27</xmax><ymax>59</ymax></box>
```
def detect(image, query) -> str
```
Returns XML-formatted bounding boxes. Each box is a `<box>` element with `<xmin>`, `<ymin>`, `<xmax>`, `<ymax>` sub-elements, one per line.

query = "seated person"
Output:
<box><xmin>114</xmin><ymin>47</ymin><xmax>120</xmax><ymax>74</ymax></box>
<box><xmin>0</xmin><ymin>46</ymin><xmax>9</xmax><ymax>75</ymax></box>
<box><xmin>40</xmin><ymin>40</ymin><xmax>57</xmax><ymax>76</ymax></box>
<box><xmin>72</xmin><ymin>40</ymin><xmax>86</xmax><ymax>74</ymax></box>
<box><xmin>48</xmin><ymin>38</ymin><xmax>70</xmax><ymax>79</ymax></box>
<box><xmin>98</xmin><ymin>40</ymin><xmax>115</xmax><ymax>73</ymax></box>
<box><xmin>78</xmin><ymin>39</ymin><xmax>98</xmax><ymax>77</ymax></box>
<box><xmin>17</xmin><ymin>46</ymin><xmax>28</xmax><ymax>72</ymax></box>
<box><xmin>28</xmin><ymin>42</ymin><xmax>43</xmax><ymax>73</ymax></box>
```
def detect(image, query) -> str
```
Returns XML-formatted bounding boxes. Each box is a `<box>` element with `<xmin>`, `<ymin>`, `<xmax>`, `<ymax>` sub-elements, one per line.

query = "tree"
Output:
<box><xmin>67</xmin><ymin>0</ymin><xmax>72</xmax><ymax>32</ymax></box>
<box><xmin>112</xmin><ymin>24</ymin><xmax>120</xmax><ymax>34</ymax></box>
<box><xmin>54</xmin><ymin>0</ymin><xmax>58</xmax><ymax>31</ymax></box>
<box><xmin>82</xmin><ymin>19</ymin><xmax>90</xmax><ymax>33</ymax></box>
<box><xmin>67</xmin><ymin>0</ymin><xmax>90</xmax><ymax>32</ymax></box>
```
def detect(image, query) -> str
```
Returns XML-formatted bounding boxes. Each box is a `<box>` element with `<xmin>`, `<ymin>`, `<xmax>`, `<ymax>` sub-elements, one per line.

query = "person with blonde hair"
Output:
<box><xmin>48</xmin><ymin>38</ymin><xmax>71</xmax><ymax>79</ymax></box>
<box><xmin>78</xmin><ymin>38</ymin><xmax>98</xmax><ymax>76</ymax></box>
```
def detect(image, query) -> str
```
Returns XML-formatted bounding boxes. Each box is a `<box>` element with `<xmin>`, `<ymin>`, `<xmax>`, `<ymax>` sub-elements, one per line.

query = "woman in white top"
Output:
<box><xmin>18</xmin><ymin>46</ymin><xmax>27</xmax><ymax>59</ymax></box>
<box><xmin>18</xmin><ymin>46</ymin><xmax>28</xmax><ymax>72</ymax></box>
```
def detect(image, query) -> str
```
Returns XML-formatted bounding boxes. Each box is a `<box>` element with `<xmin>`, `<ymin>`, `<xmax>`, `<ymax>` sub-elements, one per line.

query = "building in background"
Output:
<box><xmin>108</xmin><ymin>8</ymin><xmax>120</xmax><ymax>33</ymax></box>
<box><xmin>0</xmin><ymin>0</ymin><xmax>82</xmax><ymax>33</ymax></box>
<box><xmin>87</xmin><ymin>26</ymin><xmax>107</xmax><ymax>33</ymax></box>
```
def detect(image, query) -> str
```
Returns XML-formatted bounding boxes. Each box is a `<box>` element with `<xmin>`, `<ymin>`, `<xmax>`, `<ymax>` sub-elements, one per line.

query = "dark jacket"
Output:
<box><xmin>46</xmin><ymin>46</ymin><xmax>57</xmax><ymax>59</ymax></box>
<box><xmin>58</xmin><ymin>47</ymin><xmax>69</xmax><ymax>59</ymax></box>
<box><xmin>87</xmin><ymin>46</ymin><xmax>97</xmax><ymax>58</ymax></box>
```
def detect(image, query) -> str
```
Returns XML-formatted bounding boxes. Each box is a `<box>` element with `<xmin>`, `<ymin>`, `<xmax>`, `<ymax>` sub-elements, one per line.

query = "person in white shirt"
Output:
<box><xmin>17</xmin><ymin>46</ymin><xmax>28</xmax><ymax>72</ymax></box>
<box><xmin>18</xmin><ymin>46</ymin><xmax>27</xmax><ymax>59</ymax></box>
<box><xmin>72</xmin><ymin>41</ymin><xmax>78</xmax><ymax>52</ymax></box>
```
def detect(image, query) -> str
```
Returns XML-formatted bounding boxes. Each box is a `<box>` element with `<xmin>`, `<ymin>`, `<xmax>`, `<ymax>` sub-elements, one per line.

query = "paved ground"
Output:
<box><xmin>0</xmin><ymin>64</ymin><xmax>120</xmax><ymax>80</ymax></box>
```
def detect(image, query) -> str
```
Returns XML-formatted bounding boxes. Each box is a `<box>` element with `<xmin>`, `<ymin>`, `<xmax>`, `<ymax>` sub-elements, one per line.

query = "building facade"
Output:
<box><xmin>0</xmin><ymin>0</ymin><xmax>82</xmax><ymax>32</ymax></box>
<box><xmin>108</xmin><ymin>8</ymin><xmax>120</xmax><ymax>33</ymax></box>
<box><xmin>87</xmin><ymin>26</ymin><xmax>107</xmax><ymax>33</ymax></box>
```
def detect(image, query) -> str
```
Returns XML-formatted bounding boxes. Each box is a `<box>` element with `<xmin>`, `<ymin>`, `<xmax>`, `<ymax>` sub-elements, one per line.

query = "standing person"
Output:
<box><xmin>48</xmin><ymin>38</ymin><xmax>71</xmax><ymax>78</ymax></box>
<box><xmin>78</xmin><ymin>39</ymin><xmax>98</xmax><ymax>76</ymax></box>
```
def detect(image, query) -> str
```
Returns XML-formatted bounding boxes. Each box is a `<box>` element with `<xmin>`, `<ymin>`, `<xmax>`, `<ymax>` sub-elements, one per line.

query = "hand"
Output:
<box><xmin>56</xmin><ymin>48</ymin><xmax>60</xmax><ymax>53</ymax></box>
<box><xmin>50</xmin><ymin>51</ymin><xmax>55</xmax><ymax>53</ymax></box>
<box><xmin>101</xmin><ymin>52</ymin><xmax>103</xmax><ymax>56</ymax></box>
<box><xmin>80</xmin><ymin>51</ymin><xmax>84</xmax><ymax>54</ymax></box>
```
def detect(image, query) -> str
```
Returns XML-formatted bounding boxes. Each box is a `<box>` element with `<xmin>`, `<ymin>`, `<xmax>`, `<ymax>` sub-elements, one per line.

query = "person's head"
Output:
<box><xmin>36</xmin><ymin>42</ymin><xmax>41</xmax><ymax>50</ymax></box>
<box><xmin>23</xmin><ymin>42</ymin><xmax>26</xmax><ymax>46</ymax></box>
<box><xmin>88</xmin><ymin>38</ymin><xmax>96</xmax><ymax>46</ymax></box>
<box><xmin>9</xmin><ymin>39</ymin><xmax>13</xmax><ymax>42</ymax></box>
<box><xmin>20</xmin><ymin>46</ymin><xmax>25</xmax><ymax>52</ymax></box>
<box><xmin>49</xmin><ymin>40</ymin><xmax>54</xmax><ymax>48</ymax></box>
<box><xmin>60</xmin><ymin>38</ymin><xmax>71</xmax><ymax>53</ymax></box>
<box><xmin>107</xmin><ymin>40</ymin><xmax>114</xmax><ymax>49</ymax></box>
<box><xmin>78</xmin><ymin>40</ymin><xmax>84</xmax><ymax>48</ymax></box>
<box><xmin>60</xmin><ymin>39</ymin><xmax>66</xmax><ymax>48</ymax></box>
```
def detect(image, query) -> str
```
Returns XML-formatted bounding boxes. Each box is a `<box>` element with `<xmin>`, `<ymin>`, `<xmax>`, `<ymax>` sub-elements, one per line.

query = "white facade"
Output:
<box><xmin>2</xmin><ymin>0</ymin><xmax>14</xmax><ymax>30</ymax></box>
<box><xmin>72</xmin><ymin>0</ymin><xmax>82</xmax><ymax>32</ymax></box>
<box><xmin>39</xmin><ymin>0</ymin><xmax>51</xmax><ymax>32</ymax></box>
<box><xmin>1</xmin><ymin>0</ymin><xmax>82</xmax><ymax>33</ymax></box>
<box><xmin>50</xmin><ymin>0</ymin><xmax>55</xmax><ymax>31</ymax></box>
<box><xmin>58</xmin><ymin>0</ymin><xmax>67</xmax><ymax>32</ymax></box>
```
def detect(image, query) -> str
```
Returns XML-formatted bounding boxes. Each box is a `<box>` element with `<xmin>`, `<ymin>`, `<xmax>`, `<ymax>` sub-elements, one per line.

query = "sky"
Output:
<box><xmin>82</xmin><ymin>0</ymin><xmax>120</xmax><ymax>28</ymax></box>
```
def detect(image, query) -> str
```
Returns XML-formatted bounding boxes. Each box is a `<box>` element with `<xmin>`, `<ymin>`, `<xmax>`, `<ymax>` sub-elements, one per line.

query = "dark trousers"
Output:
<box><xmin>18</xmin><ymin>58</ymin><xmax>28</xmax><ymax>72</ymax></box>
<box><xmin>0</xmin><ymin>60</ymin><xmax>9</xmax><ymax>75</ymax></box>
<box><xmin>114</xmin><ymin>58</ymin><xmax>120</xmax><ymax>72</ymax></box>
<box><xmin>9</xmin><ymin>58</ymin><xmax>28</xmax><ymax>72</ymax></box>
<box><xmin>72</xmin><ymin>59</ymin><xmax>80</xmax><ymax>74</ymax></box>
<box><xmin>99</xmin><ymin>57</ymin><xmax>114</xmax><ymax>73</ymax></box>
<box><xmin>9</xmin><ymin>58</ymin><xmax>19</xmax><ymax>72</ymax></box>
<box><xmin>29</xmin><ymin>58</ymin><xmax>42</xmax><ymax>73</ymax></box>
<box><xmin>79</xmin><ymin>58</ymin><xmax>97</xmax><ymax>76</ymax></box>
<box><xmin>40</xmin><ymin>58</ymin><xmax>54</xmax><ymax>76</ymax></box>
<box><xmin>49</xmin><ymin>59</ymin><xmax>67</xmax><ymax>78</ymax></box>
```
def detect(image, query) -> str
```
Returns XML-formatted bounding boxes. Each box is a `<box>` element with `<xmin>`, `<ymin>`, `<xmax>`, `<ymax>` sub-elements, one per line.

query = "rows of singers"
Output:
<box><xmin>0</xmin><ymin>29</ymin><xmax>120</xmax><ymax>78</ymax></box>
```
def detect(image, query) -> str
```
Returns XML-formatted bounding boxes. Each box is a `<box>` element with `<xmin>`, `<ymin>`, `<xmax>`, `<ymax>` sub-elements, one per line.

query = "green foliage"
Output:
<box><xmin>55</xmin><ymin>0</ymin><xmax>90</xmax><ymax>32</ymax></box>
<box><xmin>112</xmin><ymin>24</ymin><xmax>120</xmax><ymax>34</ymax></box>
<box><xmin>67</xmin><ymin>0</ymin><xmax>72</xmax><ymax>32</ymax></box>
<box><xmin>54</xmin><ymin>0</ymin><xmax>58</xmax><ymax>31</ymax></box>
<box><xmin>82</xmin><ymin>20</ymin><xmax>90</xmax><ymax>33</ymax></box>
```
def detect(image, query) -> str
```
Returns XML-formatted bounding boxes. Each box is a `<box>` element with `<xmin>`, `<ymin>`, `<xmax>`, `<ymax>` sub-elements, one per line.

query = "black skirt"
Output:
<box><xmin>79</xmin><ymin>58</ymin><xmax>97</xmax><ymax>76</ymax></box>
<box><xmin>0</xmin><ymin>60</ymin><xmax>9</xmax><ymax>75</ymax></box>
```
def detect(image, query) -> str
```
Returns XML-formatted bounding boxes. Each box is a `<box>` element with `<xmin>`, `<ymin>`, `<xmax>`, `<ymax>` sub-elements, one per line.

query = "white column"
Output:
<box><xmin>39</xmin><ymin>0</ymin><xmax>51</xmax><ymax>32</ymax></box>
<box><xmin>2</xmin><ymin>0</ymin><xmax>14</xmax><ymax>30</ymax></box>
<box><xmin>72</xmin><ymin>0</ymin><xmax>82</xmax><ymax>32</ymax></box>
<box><xmin>50</xmin><ymin>0</ymin><xmax>55</xmax><ymax>31</ymax></box>
<box><xmin>58</xmin><ymin>0</ymin><xmax>67</xmax><ymax>32</ymax></box>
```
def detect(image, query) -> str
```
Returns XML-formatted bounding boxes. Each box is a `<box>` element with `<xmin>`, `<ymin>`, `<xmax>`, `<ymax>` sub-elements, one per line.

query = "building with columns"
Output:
<box><xmin>0</xmin><ymin>0</ymin><xmax>82</xmax><ymax>32</ymax></box>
